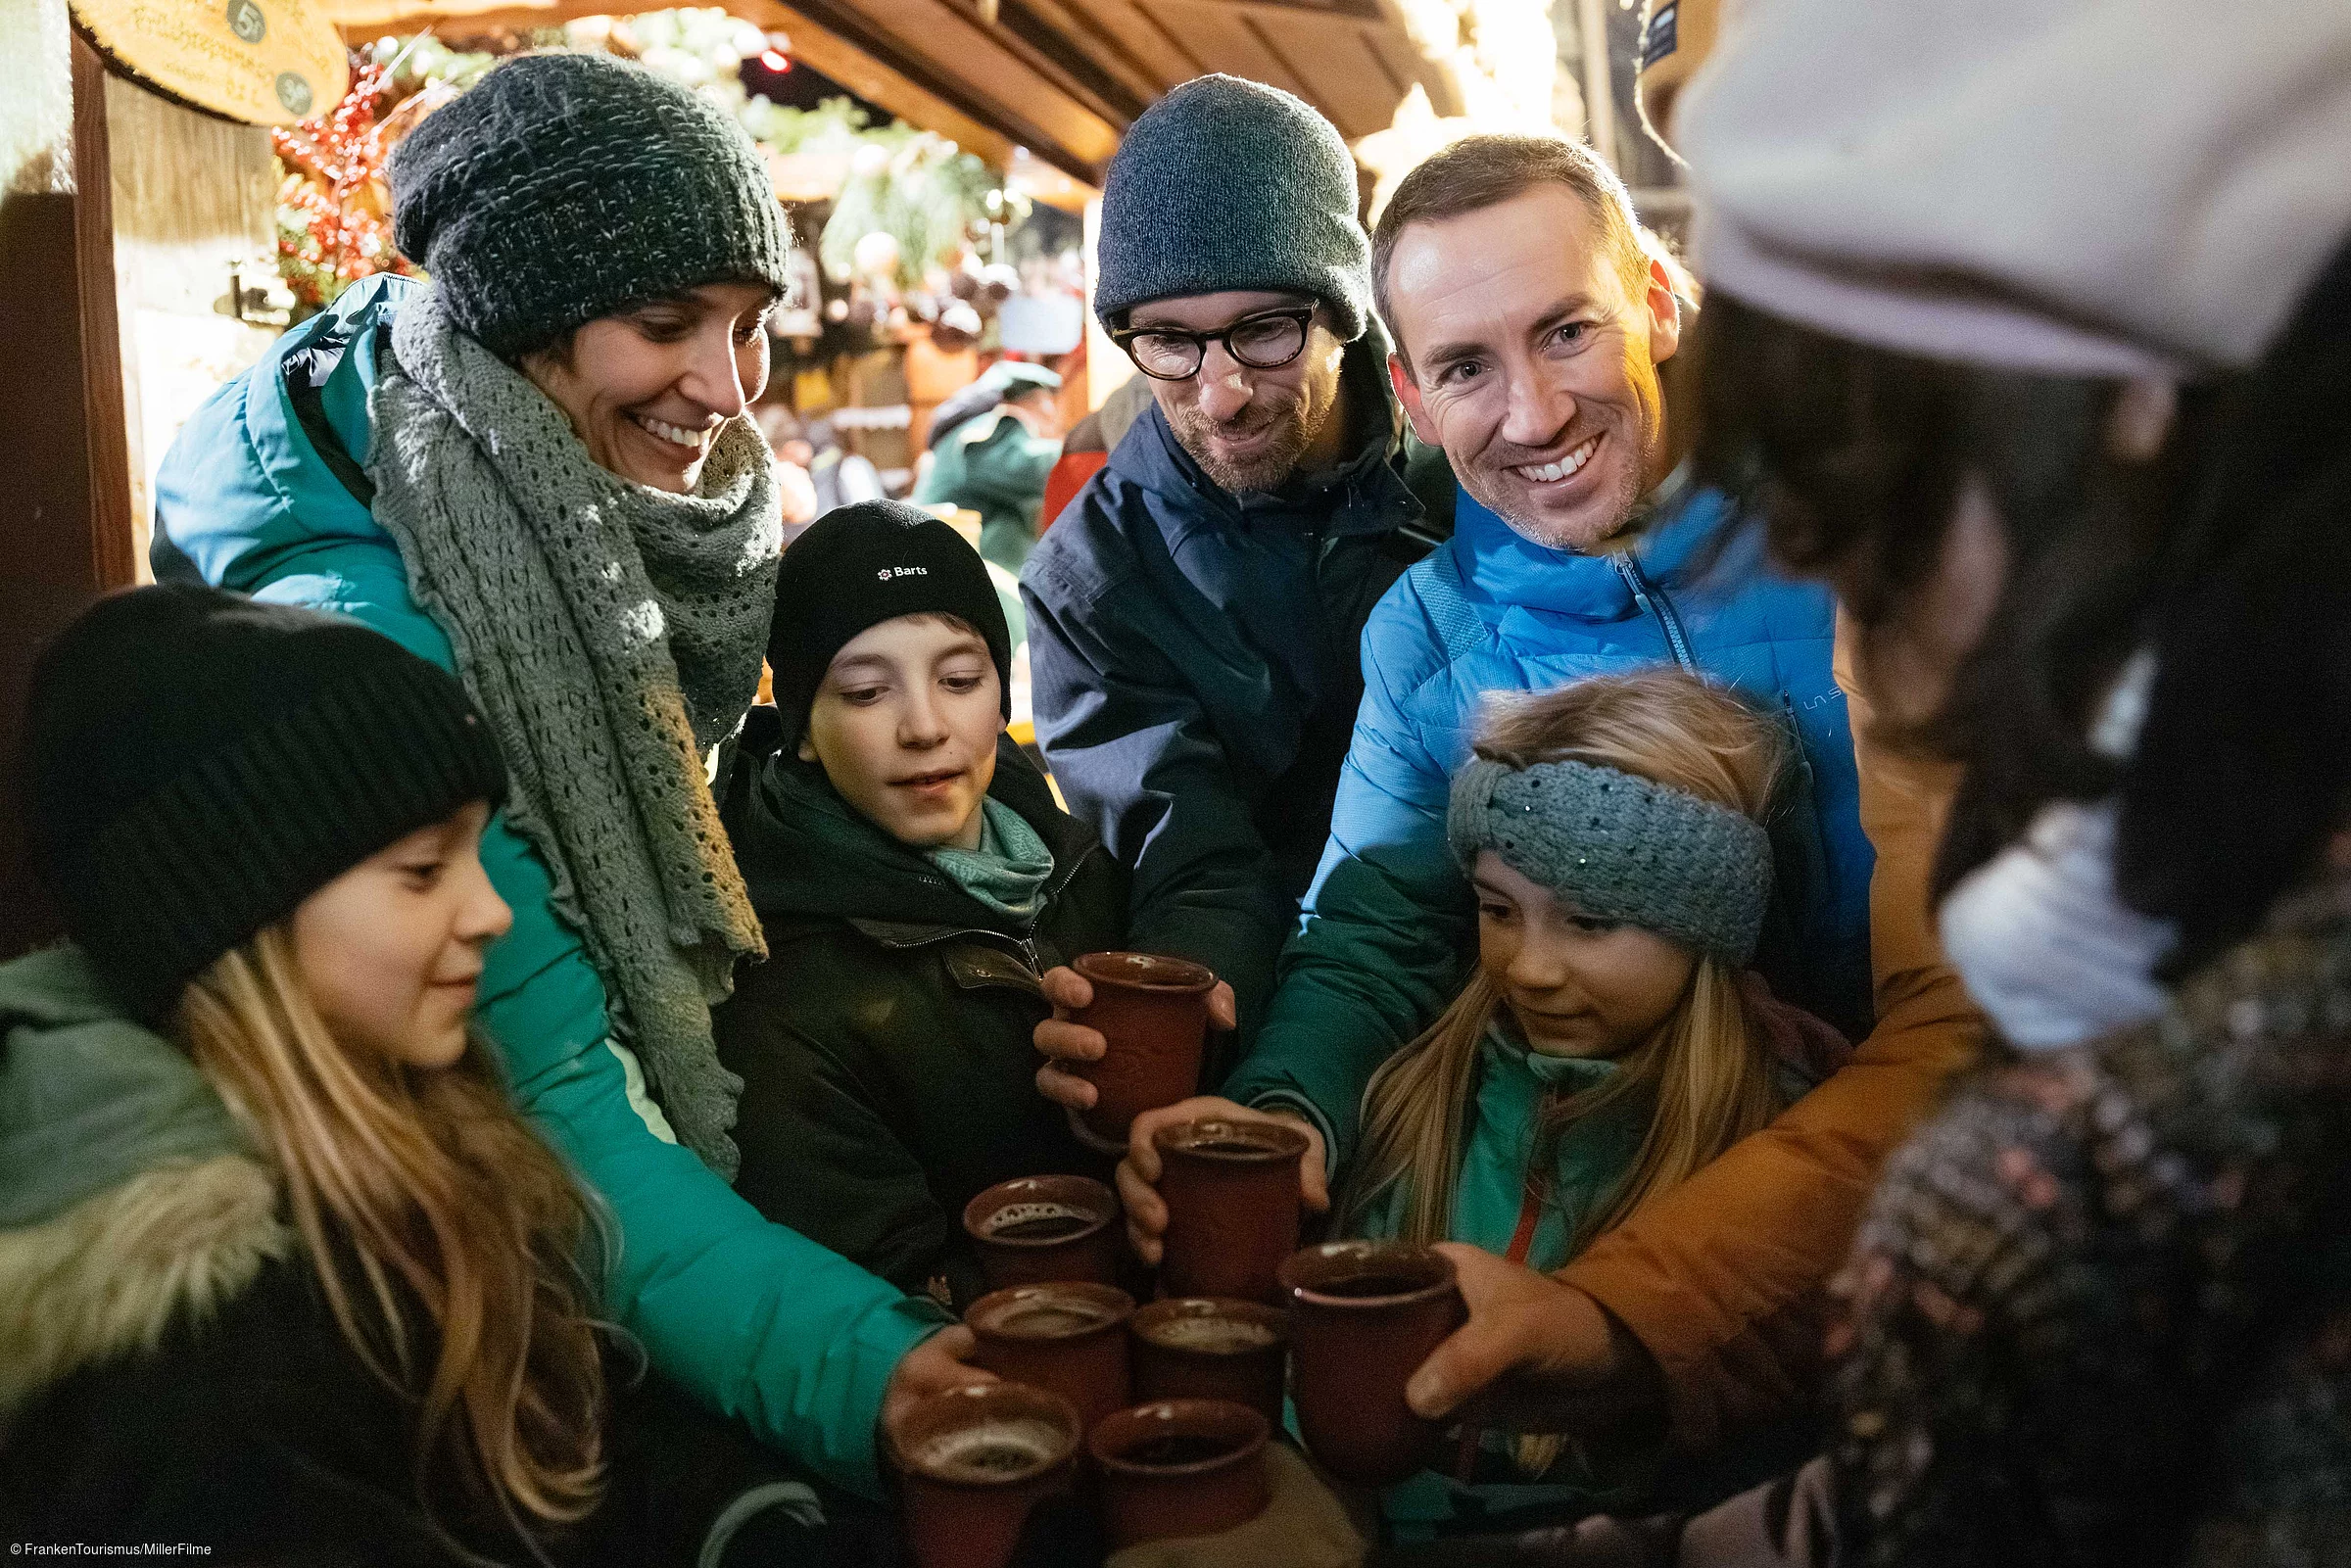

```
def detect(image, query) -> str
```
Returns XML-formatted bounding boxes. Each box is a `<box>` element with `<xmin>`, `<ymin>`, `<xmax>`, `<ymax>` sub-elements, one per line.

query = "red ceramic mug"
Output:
<box><xmin>1088</xmin><ymin>1399</ymin><xmax>1271</xmax><ymax>1549</ymax></box>
<box><xmin>963</xmin><ymin>1174</ymin><xmax>1123</xmax><ymax>1294</ymax></box>
<box><xmin>1279</xmin><ymin>1240</ymin><xmax>1467</xmax><ymax>1487</ymax></box>
<box><xmin>889</xmin><ymin>1382</ymin><xmax>1082</xmax><ymax>1568</ymax></box>
<box><xmin>1153</xmin><ymin>1117</ymin><xmax>1311</xmax><ymax>1304</ymax></box>
<box><xmin>966</xmin><ymin>1281</ymin><xmax>1136</xmax><ymax>1435</ymax></box>
<box><xmin>1067</xmin><ymin>951</ymin><xmax>1217</xmax><ymax>1141</ymax></box>
<box><xmin>1128</xmin><ymin>1298</ymin><xmax>1289</xmax><ymax>1428</ymax></box>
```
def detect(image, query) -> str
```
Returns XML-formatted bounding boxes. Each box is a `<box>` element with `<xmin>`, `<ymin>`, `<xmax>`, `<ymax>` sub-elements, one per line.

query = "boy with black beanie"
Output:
<box><xmin>715</xmin><ymin>502</ymin><xmax>1130</xmax><ymax>1308</ymax></box>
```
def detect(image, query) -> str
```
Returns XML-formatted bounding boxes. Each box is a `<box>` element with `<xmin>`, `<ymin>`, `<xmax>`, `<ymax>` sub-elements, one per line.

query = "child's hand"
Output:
<box><xmin>878</xmin><ymin>1324</ymin><xmax>994</xmax><ymax>1449</ymax></box>
<box><xmin>1404</xmin><ymin>1245</ymin><xmax>1664</xmax><ymax>1433</ymax></box>
<box><xmin>1117</xmin><ymin>1097</ymin><xmax>1328</xmax><ymax>1265</ymax></box>
<box><xmin>1030</xmin><ymin>966</ymin><xmax>1238</xmax><ymax>1112</ymax></box>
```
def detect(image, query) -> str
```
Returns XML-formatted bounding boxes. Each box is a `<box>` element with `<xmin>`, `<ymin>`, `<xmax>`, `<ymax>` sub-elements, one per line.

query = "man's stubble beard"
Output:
<box><xmin>1166</xmin><ymin>355</ymin><xmax>1346</xmax><ymax>497</ymax></box>
<box><xmin>1467</xmin><ymin>355</ymin><xmax>1665</xmax><ymax>553</ymax></box>
<box><xmin>1468</xmin><ymin>441</ymin><xmax>1646</xmax><ymax>553</ymax></box>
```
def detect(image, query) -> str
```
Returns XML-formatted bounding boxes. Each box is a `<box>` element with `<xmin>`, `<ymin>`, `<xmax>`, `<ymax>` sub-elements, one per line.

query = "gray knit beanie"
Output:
<box><xmin>1094</xmin><ymin>74</ymin><xmax>1369</xmax><ymax>341</ymax></box>
<box><xmin>390</xmin><ymin>53</ymin><xmax>791</xmax><ymax>360</ymax></box>
<box><xmin>1447</xmin><ymin>756</ymin><xmax>1774</xmax><ymax>967</ymax></box>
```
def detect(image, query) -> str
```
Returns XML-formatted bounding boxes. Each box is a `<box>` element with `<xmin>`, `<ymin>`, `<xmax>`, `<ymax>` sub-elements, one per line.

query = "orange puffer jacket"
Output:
<box><xmin>1558</xmin><ymin>613</ymin><xmax>1986</xmax><ymax>1449</ymax></box>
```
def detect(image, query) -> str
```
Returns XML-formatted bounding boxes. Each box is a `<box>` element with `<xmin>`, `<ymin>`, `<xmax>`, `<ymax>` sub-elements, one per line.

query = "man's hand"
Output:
<box><xmin>1114</xmin><ymin>1096</ymin><xmax>1328</xmax><ymax>1265</ymax></box>
<box><xmin>1404</xmin><ymin>1245</ymin><xmax>1664</xmax><ymax>1433</ymax></box>
<box><xmin>1031</xmin><ymin>965</ymin><xmax>1237</xmax><ymax>1112</ymax></box>
<box><xmin>878</xmin><ymin>1325</ymin><xmax>994</xmax><ymax>1452</ymax></box>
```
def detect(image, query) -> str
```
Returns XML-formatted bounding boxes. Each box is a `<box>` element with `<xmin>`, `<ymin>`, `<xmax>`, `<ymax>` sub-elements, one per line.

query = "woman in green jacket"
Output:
<box><xmin>150</xmin><ymin>54</ymin><xmax>972</xmax><ymax>1494</ymax></box>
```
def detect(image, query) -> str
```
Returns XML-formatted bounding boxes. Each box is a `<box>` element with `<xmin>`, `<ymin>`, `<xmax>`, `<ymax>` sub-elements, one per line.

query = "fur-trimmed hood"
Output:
<box><xmin>0</xmin><ymin>944</ymin><xmax>290</xmax><ymax>1418</ymax></box>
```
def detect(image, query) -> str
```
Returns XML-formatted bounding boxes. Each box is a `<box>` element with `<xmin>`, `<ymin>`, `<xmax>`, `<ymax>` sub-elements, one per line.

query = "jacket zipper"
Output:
<box><xmin>1613</xmin><ymin>554</ymin><xmax>1696</xmax><ymax>671</ymax></box>
<box><xmin>1455</xmin><ymin>1167</ymin><xmax>1552</xmax><ymax>1485</ymax></box>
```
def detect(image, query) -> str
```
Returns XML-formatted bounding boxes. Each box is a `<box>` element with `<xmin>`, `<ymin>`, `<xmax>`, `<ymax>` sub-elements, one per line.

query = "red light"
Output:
<box><xmin>760</xmin><ymin>48</ymin><xmax>790</xmax><ymax>71</ymax></box>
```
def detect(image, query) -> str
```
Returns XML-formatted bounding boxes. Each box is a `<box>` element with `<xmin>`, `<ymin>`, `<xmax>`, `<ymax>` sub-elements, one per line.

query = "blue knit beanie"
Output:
<box><xmin>390</xmin><ymin>53</ymin><xmax>791</xmax><ymax>360</ymax></box>
<box><xmin>1094</xmin><ymin>74</ymin><xmax>1369</xmax><ymax>341</ymax></box>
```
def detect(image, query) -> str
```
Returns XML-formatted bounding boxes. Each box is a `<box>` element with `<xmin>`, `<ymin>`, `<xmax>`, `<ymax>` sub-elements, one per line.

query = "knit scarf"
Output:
<box><xmin>367</xmin><ymin>288</ymin><xmax>780</xmax><ymax>1177</ymax></box>
<box><xmin>926</xmin><ymin>796</ymin><xmax>1055</xmax><ymax>923</ymax></box>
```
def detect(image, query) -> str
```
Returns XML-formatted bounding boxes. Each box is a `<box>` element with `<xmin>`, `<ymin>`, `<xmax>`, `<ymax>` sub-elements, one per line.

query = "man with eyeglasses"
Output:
<box><xmin>1020</xmin><ymin>75</ymin><xmax>1449</xmax><ymax>1061</ymax></box>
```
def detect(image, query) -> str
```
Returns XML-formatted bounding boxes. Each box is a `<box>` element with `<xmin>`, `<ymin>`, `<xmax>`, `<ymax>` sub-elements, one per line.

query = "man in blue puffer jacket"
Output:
<box><xmin>1095</xmin><ymin>135</ymin><xmax>1976</xmax><ymax>1452</ymax></box>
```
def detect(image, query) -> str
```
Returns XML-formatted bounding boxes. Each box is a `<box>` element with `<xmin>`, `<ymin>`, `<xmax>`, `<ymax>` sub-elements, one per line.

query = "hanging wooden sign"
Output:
<box><xmin>72</xmin><ymin>0</ymin><xmax>350</xmax><ymax>126</ymax></box>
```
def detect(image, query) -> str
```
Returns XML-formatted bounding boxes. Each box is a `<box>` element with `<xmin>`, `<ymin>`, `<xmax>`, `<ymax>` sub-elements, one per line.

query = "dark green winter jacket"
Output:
<box><xmin>913</xmin><ymin>406</ymin><xmax>1062</xmax><ymax>574</ymax></box>
<box><xmin>714</xmin><ymin>717</ymin><xmax>1128</xmax><ymax>1310</ymax></box>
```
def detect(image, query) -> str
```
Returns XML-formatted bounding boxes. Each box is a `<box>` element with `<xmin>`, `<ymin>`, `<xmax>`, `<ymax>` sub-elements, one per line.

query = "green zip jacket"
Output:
<box><xmin>715</xmin><ymin>720</ymin><xmax>1128</xmax><ymax>1310</ymax></box>
<box><xmin>148</xmin><ymin>275</ymin><xmax>946</xmax><ymax>1496</ymax></box>
<box><xmin>1353</xmin><ymin>1029</ymin><xmax>1655</xmax><ymax>1535</ymax></box>
<box><xmin>913</xmin><ymin>406</ymin><xmax>1062</xmax><ymax>574</ymax></box>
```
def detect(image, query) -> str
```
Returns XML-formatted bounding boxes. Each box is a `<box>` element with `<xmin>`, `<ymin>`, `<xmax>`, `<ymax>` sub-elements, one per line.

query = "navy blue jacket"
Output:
<box><xmin>1020</xmin><ymin>344</ymin><xmax>1442</xmax><ymax>1045</ymax></box>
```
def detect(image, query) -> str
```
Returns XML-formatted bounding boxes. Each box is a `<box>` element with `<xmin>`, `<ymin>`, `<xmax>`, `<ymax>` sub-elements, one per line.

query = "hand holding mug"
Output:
<box><xmin>1115</xmin><ymin>1097</ymin><xmax>1327</xmax><ymax>1265</ymax></box>
<box><xmin>1031</xmin><ymin>965</ymin><xmax>1236</xmax><ymax>1113</ymax></box>
<box><xmin>1403</xmin><ymin>1244</ymin><xmax>1665</xmax><ymax>1434</ymax></box>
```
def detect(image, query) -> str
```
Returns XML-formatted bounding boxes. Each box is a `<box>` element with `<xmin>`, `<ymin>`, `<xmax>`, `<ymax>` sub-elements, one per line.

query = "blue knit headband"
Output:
<box><xmin>1446</xmin><ymin>757</ymin><xmax>1774</xmax><ymax>966</ymax></box>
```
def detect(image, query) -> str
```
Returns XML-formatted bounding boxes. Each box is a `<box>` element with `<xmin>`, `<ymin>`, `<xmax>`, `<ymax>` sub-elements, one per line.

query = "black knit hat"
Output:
<box><xmin>389</xmin><ymin>53</ymin><xmax>792</xmax><ymax>360</ymax></box>
<box><xmin>24</xmin><ymin>586</ymin><xmax>509</xmax><ymax>1020</ymax></box>
<box><xmin>767</xmin><ymin>502</ymin><xmax>1013</xmax><ymax>750</ymax></box>
<box><xmin>1094</xmin><ymin>74</ymin><xmax>1369</xmax><ymax>341</ymax></box>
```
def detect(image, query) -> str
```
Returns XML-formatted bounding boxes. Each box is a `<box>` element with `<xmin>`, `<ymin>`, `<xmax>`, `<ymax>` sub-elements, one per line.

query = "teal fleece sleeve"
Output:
<box><xmin>1221</xmin><ymin>620</ymin><xmax>1475</xmax><ymax>1174</ymax></box>
<box><xmin>235</xmin><ymin>540</ymin><xmax>945</xmax><ymax>1496</ymax></box>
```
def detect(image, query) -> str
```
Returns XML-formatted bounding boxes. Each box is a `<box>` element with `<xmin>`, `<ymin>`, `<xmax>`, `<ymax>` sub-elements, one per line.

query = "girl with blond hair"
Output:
<box><xmin>0</xmin><ymin>587</ymin><xmax>953</xmax><ymax>1563</ymax></box>
<box><xmin>1344</xmin><ymin>667</ymin><xmax>1847</xmax><ymax>1534</ymax></box>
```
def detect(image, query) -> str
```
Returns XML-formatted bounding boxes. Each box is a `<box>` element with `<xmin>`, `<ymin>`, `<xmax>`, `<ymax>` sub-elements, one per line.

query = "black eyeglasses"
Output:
<box><xmin>1110</xmin><ymin>306</ymin><xmax>1316</xmax><ymax>382</ymax></box>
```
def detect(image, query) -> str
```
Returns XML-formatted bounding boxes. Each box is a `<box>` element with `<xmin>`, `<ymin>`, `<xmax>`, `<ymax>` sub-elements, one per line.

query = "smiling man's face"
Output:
<box><xmin>1384</xmin><ymin>185</ymin><xmax>1678</xmax><ymax>552</ymax></box>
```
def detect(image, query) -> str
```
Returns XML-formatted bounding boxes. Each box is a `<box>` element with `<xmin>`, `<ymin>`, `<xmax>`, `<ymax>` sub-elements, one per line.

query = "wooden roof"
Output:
<box><xmin>322</xmin><ymin>0</ymin><xmax>1453</xmax><ymax>187</ymax></box>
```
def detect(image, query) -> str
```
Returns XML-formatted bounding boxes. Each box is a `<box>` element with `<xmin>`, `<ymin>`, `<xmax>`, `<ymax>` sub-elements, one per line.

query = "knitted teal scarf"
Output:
<box><xmin>927</xmin><ymin>797</ymin><xmax>1055</xmax><ymax>923</ymax></box>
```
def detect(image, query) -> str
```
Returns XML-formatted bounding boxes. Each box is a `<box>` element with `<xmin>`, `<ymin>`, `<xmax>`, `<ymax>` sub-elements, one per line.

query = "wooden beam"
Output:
<box><xmin>323</xmin><ymin>0</ymin><xmax>1109</xmax><ymax>180</ymax></box>
<box><xmin>789</xmin><ymin>0</ymin><xmax>1121</xmax><ymax>174</ymax></box>
<box><xmin>72</xmin><ymin>33</ymin><xmax>136</xmax><ymax>591</ymax></box>
<box><xmin>764</xmin><ymin>0</ymin><xmax>1024</xmax><ymax>168</ymax></box>
<box><xmin>0</xmin><ymin>8</ymin><xmax>139</xmax><ymax>960</ymax></box>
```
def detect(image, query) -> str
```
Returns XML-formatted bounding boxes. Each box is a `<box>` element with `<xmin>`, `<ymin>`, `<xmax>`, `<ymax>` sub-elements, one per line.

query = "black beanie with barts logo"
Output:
<box><xmin>766</xmin><ymin>500</ymin><xmax>1013</xmax><ymax>750</ymax></box>
<box><xmin>24</xmin><ymin>585</ymin><xmax>509</xmax><ymax>1021</ymax></box>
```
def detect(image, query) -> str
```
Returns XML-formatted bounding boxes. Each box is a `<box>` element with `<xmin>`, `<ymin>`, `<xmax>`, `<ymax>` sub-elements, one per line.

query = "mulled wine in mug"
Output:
<box><xmin>962</xmin><ymin>1174</ymin><xmax>1122</xmax><ymax>1293</ymax></box>
<box><xmin>1088</xmin><ymin>1399</ymin><xmax>1271</xmax><ymax>1548</ymax></box>
<box><xmin>1279</xmin><ymin>1240</ymin><xmax>1466</xmax><ymax>1487</ymax></box>
<box><xmin>889</xmin><ymin>1382</ymin><xmax>1081</xmax><ymax>1568</ymax></box>
<box><xmin>966</xmin><ymin>1280</ymin><xmax>1136</xmax><ymax>1434</ymax></box>
<box><xmin>1128</xmin><ymin>1297</ymin><xmax>1288</xmax><ymax>1426</ymax></box>
<box><xmin>1065</xmin><ymin>951</ymin><xmax>1217</xmax><ymax>1140</ymax></box>
<box><xmin>1153</xmin><ymin>1117</ymin><xmax>1310</xmax><ymax>1304</ymax></box>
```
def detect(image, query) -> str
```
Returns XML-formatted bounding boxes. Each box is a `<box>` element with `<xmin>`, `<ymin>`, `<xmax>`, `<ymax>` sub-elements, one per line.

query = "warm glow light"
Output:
<box><xmin>759</xmin><ymin>48</ymin><xmax>790</xmax><ymax>71</ymax></box>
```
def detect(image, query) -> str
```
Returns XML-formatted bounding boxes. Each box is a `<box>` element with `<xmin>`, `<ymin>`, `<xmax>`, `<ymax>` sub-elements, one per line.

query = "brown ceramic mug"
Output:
<box><xmin>1278</xmin><ymin>1240</ymin><xmax>1466</xmax><ymax>1487</ymax></box>
<box><xmin>889</xmin><ymin>1382</ymin><xmax>1081</xmax><ymax>1568</ymax></box>
<box><xmin>1153</xmin><ymin>1117</ymin><xmax>1310</xmax><ymax>1304</ymax></box>
<box><xmin>1068</xmin><ymin>951</ymin><xmax>1217</xmax><ymax>1141</ymax></box>
<box><xmin>963</xmin><ymin>1174</ymin><xmax>1123</xmax><ymax>1293</ymax></box>
<box><xmin>1088</xmin><ymin>1399</ymin><xmax>1271</xmax><ymax>1548</ymax></box>
<box><xmin>1128</xmin><ymin>1298</ymin><xmax>1289</xmax><ymax>1428</ymax></box>
<box><xmin>966</xmin><ymin>1281</ymin><xmax>1135</xmax><ymax>1434</ymax></box>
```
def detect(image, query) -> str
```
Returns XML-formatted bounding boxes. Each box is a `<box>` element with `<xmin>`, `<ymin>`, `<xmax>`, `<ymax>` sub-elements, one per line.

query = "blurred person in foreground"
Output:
<box><xmin>1372</xmin><ymin>0</ymin><xmax>2351</xmax><ymax>1562</ymax></box>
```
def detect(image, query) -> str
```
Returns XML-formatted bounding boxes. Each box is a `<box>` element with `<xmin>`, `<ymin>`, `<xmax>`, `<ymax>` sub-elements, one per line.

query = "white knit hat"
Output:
<box><xmin>1678</xmin><ymin>0</ymin><xmax>2351</xmax><ymax>377</ymax></box>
